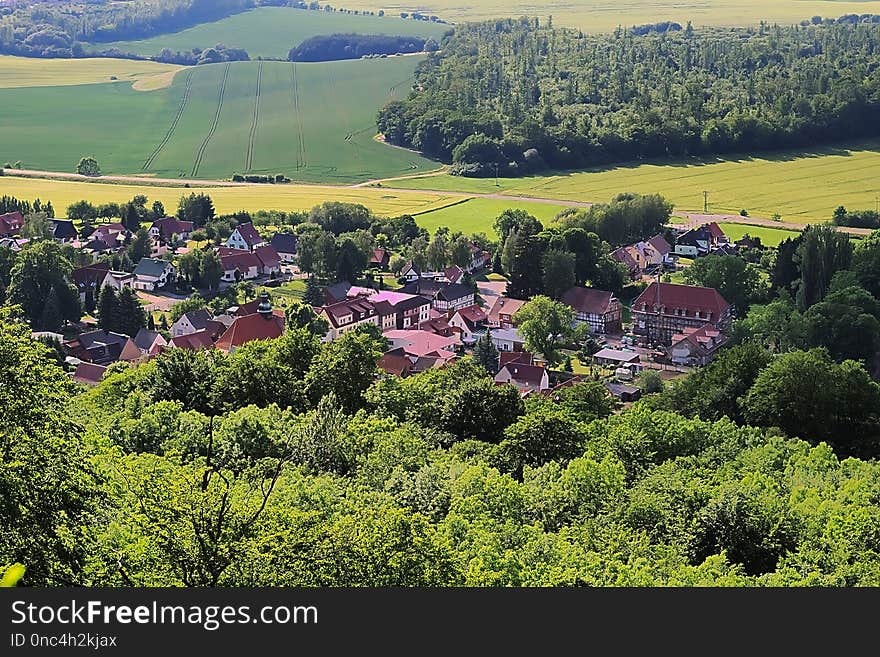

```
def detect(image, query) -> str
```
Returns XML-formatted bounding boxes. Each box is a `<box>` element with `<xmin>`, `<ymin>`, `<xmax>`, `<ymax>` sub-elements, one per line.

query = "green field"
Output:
<box><xmin>0</xmin><ymin>57</ymin><xmax>438</xmax><ymax>183</ymax></box>
<box><xmin>339</xmin><ymin>0</ymin><xmax>880</xmax><ymax>32</ymax></box>
<box><xmin>715</xmin><ymin>223</ymin><xmax>801</xmax><ymax>248</ymax></box>
<box><xmin>413</xmin><ymin>198</ymin><xmax>568</xmax><ymax>234</ymax></box>
<box><xmin>388</xmin><ymin>141</ymin><xmax>880</xmax><ymax>224</ymax></box>
<box><xmin>90</xmin><ymin>7</ymin><xmax>450</xmax><ymax>59</ymax></box>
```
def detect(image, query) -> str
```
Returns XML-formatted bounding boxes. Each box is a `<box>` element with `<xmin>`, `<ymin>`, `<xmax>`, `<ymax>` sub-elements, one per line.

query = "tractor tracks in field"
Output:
<box><xmin>327</xmin><ymin>66</ymin><xmax>361</xmax><ymax>167</ymax></box>
<box><xmin>142</xmin><ymin>68</ymin><xmax>194</xmax><ymax>171</ymax></box>
<box><xmin>290</xmin><ymin>63</ymin><xmax>308</xmax><ymax>170</ymax></box>
<box><xmin>245</xmin><ymin>61</ymin><xmax>263</xmax><ymax>172</ymax></box>
<box><xmin>191</xmin><ymin>63</ymin><xmax>230</xmax><ymax>178</ymax></box>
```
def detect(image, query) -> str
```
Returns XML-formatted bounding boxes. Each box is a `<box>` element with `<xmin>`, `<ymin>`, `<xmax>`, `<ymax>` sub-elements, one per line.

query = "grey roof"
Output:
<box><xmin>489</xmin><ymin>327</ymin><xmax>523</xmax><ymax>343</ymax></box>
<box><xmin>51</xmin><ymin>219</ymin><xmax>77</xmax><ymax>240</ymax></box>
<box><xmin>178</xmin><ymin>308</ymin><xmax>213</xmax><ymax>331</ymax></box>
<box><xmin>270</xmin><ymin>232</ymin><xmax>298</xmax><ymax>254</ymax></box>
<box><xmin>133</xmin><ymin>329</ymin><xmax>163</xmax><ymax>351</ymax></box>
<box><xmin>593</xmin><ymin>348</ymin><xmax>640</xmax><ymax>363</ymax></box>
<box><xmin>133</xmin><ymin>258</ymin><xmax>172</xmax><ymax>278</ymax></box>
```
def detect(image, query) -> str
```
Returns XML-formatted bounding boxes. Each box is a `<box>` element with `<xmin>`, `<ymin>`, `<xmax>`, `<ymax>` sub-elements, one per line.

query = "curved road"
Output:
<box><xmin>3</xmin><ymin>167</ymin><xmax>872</xmax><ymax>236</ymax></box>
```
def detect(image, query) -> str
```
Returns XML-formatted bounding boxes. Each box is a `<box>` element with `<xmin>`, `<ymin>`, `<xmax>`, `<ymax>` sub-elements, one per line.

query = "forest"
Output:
<box><xmin>288</xmin><ymin>34</ymin><xmax>435</xmax><ymax>62</ymax></box>
<box><xmin>378</xmin><ymin>18</ymin><xmax>880</xmax><ymax>176</ymax></box>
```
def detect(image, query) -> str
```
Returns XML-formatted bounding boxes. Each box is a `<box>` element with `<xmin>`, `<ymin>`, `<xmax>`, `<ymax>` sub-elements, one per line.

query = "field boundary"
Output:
<box><xmin>142</xmin><ymin>68</ymin><xmax>194</xmax><ymax>171</ymax></box>
<box><xmin>245</xmin><ymin>61</ymin><xmax>263</xmax><ymax>172</ymax></box>
<box><xmin>191</xmin><ymin>63</ymin><xmax>231</xmax><ymax>177</ymax></box>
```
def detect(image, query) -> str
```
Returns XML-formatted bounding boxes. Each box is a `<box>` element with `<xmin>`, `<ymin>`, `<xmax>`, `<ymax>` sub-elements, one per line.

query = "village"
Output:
<box><xmin>0</xmin><ymin>204</ymin><xmax>751</xmax><ymax>405</ymax></box>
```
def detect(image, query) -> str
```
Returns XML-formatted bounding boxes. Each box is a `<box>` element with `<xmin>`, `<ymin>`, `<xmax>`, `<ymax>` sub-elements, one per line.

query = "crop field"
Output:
<box><xmin>388</xmin><ymin>140</ymin><xmax>880</xmax><ymax>224</ymax></box>
<box><xmin>90</xmin><ymin>7</ymin><xmax>450</xmax><ymax>59</ymax></box>
<box><xmin>412</xmin><ymin>198</ymin><xmax>568</xmax><ymax>235</ymax></box>
<box><xmin>0</xmin><ymin>57</ymin><xmax>438</xmax><ymax>183</ymax></box>
<box><xmin>337</xmin><ymin>0</ymin><xmax>880</xmax><ymax>32</ymax></box>
<box><xmin>0</xmin><ymin>56</ymin><xmax>182</xmax><ymax>89</ymax></box>
<box><xmin>0</xmin><ymin>176</ymin><xmax>463</xmax><ymax>219</ymax></box>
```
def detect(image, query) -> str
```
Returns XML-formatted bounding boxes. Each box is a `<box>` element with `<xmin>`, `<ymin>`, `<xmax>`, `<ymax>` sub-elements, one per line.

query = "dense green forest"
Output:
<box><xmin>288</xmin><ymin>34</ymin><xmax>435</xmax><ymax>61</ymax></box>
<box><xmin>4</xmin><ymin>303</ymin><xmax>880</xmax><ymax>586</ymax></box>
<box><xmin>378</xmin><ymin>18</ymin><xmax>880</xmax><ymax>176</ymax></box>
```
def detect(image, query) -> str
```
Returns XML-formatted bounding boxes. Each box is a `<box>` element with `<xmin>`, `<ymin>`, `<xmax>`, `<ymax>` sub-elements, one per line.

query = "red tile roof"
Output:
<box><xmin>444</xmin><ymin>265</ymin><xmax>465</xmax><ymax>283</ymax></box>
<box><xmin>562</xmin><ymin>287</ymin><xmax>615</xmax><ymax>316</ymax></box>
<box><xmin>220</xmin><ymin>249</ymin><xmax>261</xmax><ymax>273</ymax></box>
<box><xmin>151</xmin><ymin>216</ymin><xmax>194</xmax><ymax>240</ymax></box>
<box><xmin>171</xmin><ymin>329</ymin><xmax>215</xmax><ymax>351</ymax></box>
<box><xmin>215</xmin><ymin>312</ymin><xmax>284</xmax><ymax>352</ymax></box>
<box><xmin>487</xmin><ymin>297</ymin><xmax>527</xmax><ymax>325</ymax></box>
<box><xmin>254</xmin><ymin>245</ymin><xmax>281</xmax><ymax>269</ymax></box>
<box><xmin>378</xmin><ymin>351</ymin><xmax>413</xmax><ymax>377</ymax></box>
<box><xmin>370</xmin><ymin>248</ymin><xmax>390</xmax><ymax>266</ymax></box>
<box><xmin>634</xmin><ymin>282</ymin><xmax>730</xmax><ymax>319</ymax></box>
<box><xmin>647</xmin><ymin>234</ymin><xmax>672</xmax><ymax>256</ymax></box>
<box><xmin>706</xmin><ymin>222</ymin><xmax>726</xmax><ymax>240</ymax></box>
<box><xmin>320</xmin><ymin>297</ymin><xmax>377</xmax><ymax>329</ymax></box>
<box><xmin>72</xmin><ymin>362</ymin><xmax>108</xmax><ymax>385</ymax></box>
<box><xmin>453</xmin><ymin>304</ymin><xmax>487</xmax><ymax>330</ymax></box>
<box><xmin>72</xmin><ymin>262</ymin><xmax>110</xmax><ymax>290</ymax></box>
<box><xmin>234</xmin><ymin>222</ymin><xmax>264</xmax><ymax>247</ymax></box>
<box><xmin>497</xmin><ymin>362</ymin><xmax>547</xmax><ymax>385</ymax></box>
<box><xmin>0</xmin><ymin>211</ymin><xmax>24</xmax><ymax>236</ymax></box>
<box><xmin>499</xmin><ymin>351</ymin><xmax>533</xmax><ymax>367</ymax></box>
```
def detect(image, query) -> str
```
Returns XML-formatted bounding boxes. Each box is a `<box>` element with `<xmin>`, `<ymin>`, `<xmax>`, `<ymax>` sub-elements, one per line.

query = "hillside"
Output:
<box><xmin>89</xmin><ymin>7</ymin><xmax>450</xmax><ymax>59</ymax></box>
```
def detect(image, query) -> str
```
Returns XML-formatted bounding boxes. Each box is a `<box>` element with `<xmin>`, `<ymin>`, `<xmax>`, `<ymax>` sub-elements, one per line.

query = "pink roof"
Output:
<box><xmin>384</xmin><ymin>330</ymin><xmax>459</xmax><ymax>358</ymax></box>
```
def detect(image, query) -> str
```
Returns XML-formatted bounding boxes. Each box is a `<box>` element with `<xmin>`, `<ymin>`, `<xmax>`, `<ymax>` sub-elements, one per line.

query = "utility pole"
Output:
<box><xmin>494</xmin><ymin>162</ymin><xmax>500</xmax><ymax>187</ymax></box>
<box><xmin>703</xmin><ymin>190</ymin><xmax>709</xmax><ymax>213</ymax></box>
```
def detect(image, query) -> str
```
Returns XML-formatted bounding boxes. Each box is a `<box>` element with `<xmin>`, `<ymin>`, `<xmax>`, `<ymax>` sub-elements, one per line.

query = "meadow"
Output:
<box><xmin>0</xmin><ymin>57</ymin><xmax>438</xmax><ymax>183</ymax></box>
<box><xmin>337</xmin><ymin>0</ymin><xmax>880</xmax><ymax>32</ymax></box>
<box><xmin>0</xmin><ymin>56</ymin><xmax>182</xmax><ymax>89</ymax></box>
<box><xmin>90</xmin><ymin>7</ymin><xmax>450</xmax><ymax>59</ymax></box>
<box><xmin>413</xmin><ymin>198</ymin><xmax>568</xmax><ymax>235</ymax></box>
<box><xmin>387</xmin><ymin>140</ymin><xmax>880</xmax><ymax>224</ymax></box>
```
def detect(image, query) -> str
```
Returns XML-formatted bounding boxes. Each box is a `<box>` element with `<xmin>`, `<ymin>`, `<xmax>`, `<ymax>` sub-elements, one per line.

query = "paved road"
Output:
<box><xmin>5</xmin><ymin>168</ymin><xmax>872</xmax><ymax>236</ymax></box>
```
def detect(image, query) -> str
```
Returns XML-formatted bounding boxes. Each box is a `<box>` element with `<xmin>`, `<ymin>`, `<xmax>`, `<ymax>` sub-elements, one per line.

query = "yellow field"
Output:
<box><xmin>341</xmin><ymin>0</ymin><xmax>880</xmax><ymax>32</ymax></box>
<box><xmin>0</xmin><ymin>176</ymin><xmax>462</xmax><ymax>218</ymax></box>
<box><xmin>0</xmin><ymin>56</ymin><xmax>183</xmax><ymax>89</ymax></box>
<box><xmin>390</xmin><ymin>140</ymin><xmax>880</xmax><ymax>223</ymax></box>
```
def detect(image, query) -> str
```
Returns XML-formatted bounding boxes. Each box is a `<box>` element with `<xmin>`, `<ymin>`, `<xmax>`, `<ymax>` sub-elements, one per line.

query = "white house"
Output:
<box><xmin>489</xmin><ymin>327</ymin><xmax>526</xmax><ymax>352</ymax></box>
<box><xmin>132</xmin><ymin>258</ymin><xmax>176</xmax><ymax>291</ymax></box>
<box><xmin>225</xmin><ymin>223</ymin><xmax>266</xmax><ymax>251</ymax></box>
<box><xmin>172</xmin><ymin>309</ymin><xmax>214</xmax><ymax>337</ymax></box>
<box><xmin>494</xmin><ymin>363</ymin><xmax>550</xmax><ymax>393</ymax></box>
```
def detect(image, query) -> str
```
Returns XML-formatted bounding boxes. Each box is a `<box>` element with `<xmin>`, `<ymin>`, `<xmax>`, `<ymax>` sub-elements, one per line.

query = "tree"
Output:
<box><xmin>802</xmin><ymin>285</ymin><xmax>880</xmax><ymax>363</ymax></box>
<box><xmin>771</xmin><ymin>235</ymin><xmax>803</xmax><ymax>293</ymax></box>
<box><xmin>0</xmin><ymin>309</ymin><xmax>101</xmax><ymax>585</ymax></box>
<box><xmin>76</xmin><ymin>156</ymin><xmax>100</xmax><ymax>176</ymax></box>
<box><xmin>21</xmin><ymin>213</ymin><xmax>53</xmax><ymax>241</ymax></box>
<box><xmin>305</xmin><ymin>331</ymin><xmax>384</xmax><ymax>412</ymax></box>
<box><xmin>439</xmin><ymin>377</ymin><xmax>525</xmax><ymax>443</ymax></box>
<box><xmin>513</xmin><ymin>296</ymin><xmax>576</xmax><ymax>365</ymax></box>
<box><xmin>285</xmin><ymin>301</ymin><xmax>330</xmax><ymax>337</ymax></box>
<box><xmin>426</xmin><ymin>231</ymin><xmax>450</xmax><ymax>271</ymax></box>
<box><xmin>96</xmin><ymin>285</ymin><xmax>119</xmax><ymax>333</ymax></box>
<box><xmin>122</xmin><ymin>202</ymin><xmax>141</xmax><ymax>233</ymax></box>
<box><xmin>498</xmin><ymin>408</ymin><xmax>588</xmax><ymax>477</ymax></box>
<box><xmin>742</xmin><ymin>349</ymin><xmax>880</xmax><ymax>458</ymax></box>
<box><xmin>506</xmin><ymin>226</ymin><xmax>545</xmax><ymax>299</ymax></box>
<box><xmin>335</xmin><ymin>236</ymin><xmax>368</xmax><ymax>283</ymax></box>
<box><xmin>472</xmin><ymin>332</ymin><xmax>499</xmax><ymax>374</ymax></box>
<box><xmin>494</xmin><ymin>209</ymin><xmax>543</xmax><ymax>241</ymax></box>
<box><xmin>152</xmin><ymin>200</ymin><xmax>165</xmax><ymax>218</ymax></box>
<box><xmin>40</xmin><ymin>286</ymin><xmax>63</xmax><ymax>332</ymax></box>
<box><xmin>127</xmin><ymin>228</ymin><xmax>152</xmax><ymax>263</ymax></box>
<box><xmin>852</xmin><ymin>230</ymin><xmax>880</xmax><ymax>299</ymax></box>
<box><xmin>794</xmin><ymin>224</ymin><xmax>853</xmax><ymax>310</ymax></box>
<box><xmin>683</xmin><ymin>254</ymin><xmax>766</xmax><ymax>313</ymax></box>
<box><xmin>304</xmin><ymin>276</ymin><xmax>324</xmax><ymax>306</ymax></box>
<box><xmin>541</xmin><ymin>249</ymin><xmax>576</xmax><ymax>299</ymax></box>
<box><xmin>177</xmin><ymin>193</ymin><xmax>215</xmax><ymax>228</ymax></box>
<box><xmin>7</xmin><ymin>241</ymin><xmax>80</xmax><ymax>329</ymax></box>
<box><xmin>67</xmin><ymin>200</ymin><xmax>99</xmax><ymax>223</ymax></box>
<box><xmin>117</xmin><ymin>287</ymin><xmax>147</xmax><ymax>337</ymax></box>
<box><xmin>200</xmin><ymin>251</ymin><xmax>223</xmax><ymax>291</ymax></box>
<box><xmin>638</xmin><ymin>369</ymin><xmax>664</xmax><ymax>394</ymax></box>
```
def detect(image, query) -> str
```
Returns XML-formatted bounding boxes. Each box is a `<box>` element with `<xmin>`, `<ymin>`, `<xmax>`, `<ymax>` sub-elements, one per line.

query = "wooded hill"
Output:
<box><xmin>378</xmin><ymin>18</ymin><xmax>880</xmax><ymax>176</ymax></box>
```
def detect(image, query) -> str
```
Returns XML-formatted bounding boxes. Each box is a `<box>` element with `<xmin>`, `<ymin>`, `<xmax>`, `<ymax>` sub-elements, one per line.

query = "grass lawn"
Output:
<box><xmin>0</xmin><ymin>57</ymin><xmax>438</xmax><ymax>183</ymax></box>
<box><xmin>90</xmin><ymin>7</ymin><xmax>449</xmax><ymax>59</ymax></box>
<box><xmin>413</xmin><ymin>197</ymin><xmax>569</xmax><ymax>234</ymax></box>
<box><xmin>259</xmin><ymin>279</ymin><xmax>306</xmax><ymax>307</ymax></box>
<box><xmin>715</xmin><ymin>223</ymin><xmax>801</xmax><ymax>247</ymax></box>
<box><xmin>390</xmin><ymin>139</ymin><xmax>880</xmax><ymax>224</ymax></box>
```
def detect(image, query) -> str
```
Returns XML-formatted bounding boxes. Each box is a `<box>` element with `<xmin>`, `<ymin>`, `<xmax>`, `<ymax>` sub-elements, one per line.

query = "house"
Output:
<box><xmin>51</xmin><ymin>219</ymin><xmax>78</xmax><ymax>243</ymax></box>
<box><xmin>399</xmin><ymin>280</ymin><xmax>475</xmax><ymax>313</ymax></box>
<box><xmin>64</xmin><ymin>330</ymin><xmax>130</xmax><ymax>365</ymax></box>
<box><xmin>214</xmin><ymin>294</ymin><xmax>285</xmax><ymax>354</ymax></box>
<box><xmin>466</xmin><ymin>242</ymin><xmax>492</xmax><ymax>272</ymax></box>
<box><xmin>383</xmin><ymin>329</ymin><xmax>459</xmax><ymax>365</ymax></box>
<box><xmin>72</xmin><ymin>362</ymin><xmax>108</xmax><ymax>386</ymax></box>
<box><xmin>133</xmin><ymin>258</ymin><xmax>176</xmax><ymax>291</ymax></box>
<box><xmin>172</xmin><ymin>309</ymin><xmax>213</xmax><ymax>337</ymax></box>
<box><xmin>131</xmin><ymin>328</ymin><xmax>167</xmax><ymax>357</ymax></box>
<box><xmin>448</xmin><ymin>304</ymin><xmax>488</xmax><ymax>344</ymax></box>
<box><xmin>604</xmin><ymin>381</ymin><xmax>641</xmax><ymax>403</ymax></box>
<box><xmin>87</xmin><ymin>223</ymin><xmax>129</xmax><ymax>253</ymax></box>
<box><xmin>0</xmin><ymin>237</ymin><xmax>23</xmax><ymax>251</ymax></box>
<box><xmin>735</xmin><ymin>234</ymin><xmax>762</xmax><ymax>250</ymax></box>
<box><xmin>561</xmin><ymin>287</ymin><xmax>622</xmax><ymax>334</ymax></box>
<box><xmin>670</xmin><ymin>324</ymin><xmax>727</xmax><ymax>367</ymax></box>
<box><xmin>0</xmin><ymin>211</ymin><xmax>25</xmax><ymax>237</ymax></box>
<box><xmin>319</xmin><ymin>296</ymin><xmax>380</xmax><ymax>341</ymax></box>
<box><xmin>487</xmin><ymin>297</ymin><xmax>527</xmax><ymax>328</ymax></box>
<box><xmin>418</xmin><ymin>315</ymin><xmax>454</xmax><ymax>337</ymax></box>
<box><xmin>500</xmin><ymin>351</ymin><xmax>533</xmax><ymax>368</ymax></box>
<box><xmin>632</xmin><ymin>282</ymin><xmax>732</xmax><ymax>346</ymax></box>
<box><xmin>219</xmin><ymin>248</ymin><xmax>261</xmax><ymax>281</ymax></box>
<box><xmin>170</xmin><ymin>329</ymin><xmax>215</xmax><ymax>351</ymax></box>
<box><xmin>225</xmin><ymin>222</ymin><xmax>266</xmax><ymax>251</ymax></box>
<box><xmin>399</xmin><ymin>260</ymin><xmax>421</xmax><ymax>283</ymax></box>
<box><xmin>370</xmin><ymin>248</ymin><xmax>391</xmax><ymax>270</ymax></box>
<box><xmin>489</xmin><ymin>327</ymin><xmax>526</xmax><ymax>352</ymax></box>
<box><xmin>102</xmin><ymin>270</ymin><xmax>135</xmax><ymax>293</ymax></box>
<box><xmin>253</xmin><ymin>245</ymin><xmax>282</xmax><ymax>277</ymax></box>
<box><xmin>150</xmin><ymin>217</ymin><xmax>194</xmax><ymax>243</ymax></box>
<box><xmin>613</xmin><ymin>235</ymin><xmax>675</xmax><ymax>278</ymax></box>
<box><xmin>494</xmin><ymin>363</ymin><xmax>550</xmax><ymax>394</ymax></box>
<box><xmin>270</xmin><ymin>232</ymin><xmax>298</xmax><ymax>263</ymax></box>
<box><xmin>592</xmin><ymin>348</ymin><xmax>642</xmax><ymax>372</ymax></box>
<box><xmin>611</xmin><ymin>246</ymin><xmax>641</xmax><ymax>280</ymax></box>
<box><xmin>378</xmin><ymin>349</ymin><xmax>415</xmax><ymax>377</ymax></box>
<box><xmin>674</xmin><ymin>222</ymin><xmax>728</xmax><ymax>257</ymax></box>
<box><xmin>72</xmin><ymin>262</ymin><xmax>111</xmax><ymax>304</ymax></box>
<box><xmin>442</xmin><ymin>265</ymin><xmax>465</xmax><ymax>284</ymax></box>
<box><xmin>370</xmin><ymin>291</ymin><xmax>432</xmax><ymax>331</ymax></box>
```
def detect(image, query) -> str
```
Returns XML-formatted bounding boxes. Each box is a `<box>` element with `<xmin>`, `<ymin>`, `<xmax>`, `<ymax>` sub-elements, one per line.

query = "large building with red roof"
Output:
<box><xmin>632</xmin><ymin>282</ymin><xmax>732</xmax><ymax>346</ymax></box>
<box><xmin>214</xmin><ymin>294</ymin><xmax>285</xmax><ymax>353</ymax></box>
